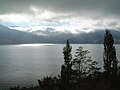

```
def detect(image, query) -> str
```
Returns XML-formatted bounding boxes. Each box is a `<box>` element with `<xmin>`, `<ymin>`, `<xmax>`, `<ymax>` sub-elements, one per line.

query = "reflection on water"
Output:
<box><xmin>18</xmin><ymin>44</ymin><xmax>54</xmax><ymax>47</ymax></box>
<box><xmin>0</xmin><ymin>44</ymin><xmax>120</xmax><ymax>89</ymax></box>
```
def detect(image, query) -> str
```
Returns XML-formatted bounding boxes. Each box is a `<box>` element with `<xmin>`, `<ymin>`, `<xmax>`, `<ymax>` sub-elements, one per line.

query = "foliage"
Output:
<box><xmin>38</xmin><ymin>76</ymin><xmax>58</xmax><ymax>90</ymax></box>
<box><xmin>63</xmin><ymin>40</ymin><xmax>72</xmax><ymax>66</ymax></box>
<box><xmin>72</xmin><ymin>46</ymin><xmax>100</xmax><ymax>81</ymax></box>
<box><xmin>103</xmin><ymin>30</ymin><xmax>118</xmax><ymax>75</ymax></box>
<box><xmin>61</xmin><ymin>40</ymin><xmax>72</xmax><ymax>90</ymax></box>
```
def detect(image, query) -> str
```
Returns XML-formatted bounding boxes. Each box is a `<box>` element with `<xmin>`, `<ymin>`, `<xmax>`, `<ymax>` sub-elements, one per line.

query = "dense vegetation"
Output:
<box><xmin>10</xmin><ymin>30</ymin><xmax>120</xmax><ymax>90</ymax></box>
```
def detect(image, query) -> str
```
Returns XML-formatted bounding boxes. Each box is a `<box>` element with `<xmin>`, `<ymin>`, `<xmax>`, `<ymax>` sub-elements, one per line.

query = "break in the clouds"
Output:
<box><xmin>0</xmin><ymin>0</ymin><xmax>120</xmax><ymax>33</ymax></box>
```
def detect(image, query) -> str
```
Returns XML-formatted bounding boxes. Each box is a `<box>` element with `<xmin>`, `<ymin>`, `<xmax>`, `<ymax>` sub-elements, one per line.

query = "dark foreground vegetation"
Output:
<box><xmin>10</xmin><ymin>30</ymin><xmax>120</xmax><ymax>90</ymax></box>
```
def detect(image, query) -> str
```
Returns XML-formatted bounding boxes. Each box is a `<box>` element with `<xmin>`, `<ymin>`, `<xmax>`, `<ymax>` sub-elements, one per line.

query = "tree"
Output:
<box><xmin>63</xmin><ymin>40</ymin><xmax>72</xmax><ymax>66</ymax></box>
<box><xmin>88</xmin><ymin>61</ymin><xmax>101</xmax><ymax>77</ymax></box>
<box><xmin>60</xmin><ymin>40</ymin><xmax>72</xmax><ymax>90</ymax></box>
<box><xmin>72</xmin><ymin>46</ymin><xmax>100</xmax><ymax>80</ymax></box>
<box><xmin>103</xmin><ymin>30</ymin><xmax>118</xmax><ymax>75</ymax></box>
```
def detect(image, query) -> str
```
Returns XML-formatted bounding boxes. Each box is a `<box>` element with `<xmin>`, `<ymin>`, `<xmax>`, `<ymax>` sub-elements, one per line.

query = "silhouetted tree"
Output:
<box><xmin>103</xmin><ymin>30</ymin><xmax>118</xmax><ymax>76</ymax></box>
<box><xmin>88</xmin><ymin>61</ymin><xmax>101</xmax><ymax>77</ymax></box>
<box><xmin>61</xmin><ymin>40</ymin><xmax>72</xmax><ymax>90</ymax></box>
<box><xmin>73</xmin><ymin>46</ymin><xmax>100</xmax><ymax>81</ymax></box>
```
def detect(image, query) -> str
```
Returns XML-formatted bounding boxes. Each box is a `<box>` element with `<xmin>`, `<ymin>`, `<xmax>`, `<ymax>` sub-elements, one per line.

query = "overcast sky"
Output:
<box><xmin>0</xmin><ymin>0</ymin><xmax>120</xmax><ymax>32</ymax></box>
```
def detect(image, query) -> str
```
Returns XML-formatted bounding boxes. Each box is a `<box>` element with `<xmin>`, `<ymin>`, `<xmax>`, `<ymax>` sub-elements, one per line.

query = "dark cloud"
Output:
<box><xmin>0</xmin><ymin>0</ymin><xmax>120</xmax><ymax>17</ymax></box>
<box><xmin>107</xmin><ymin>21</ymin><xmax>118</xmax><ymax>27</ymax></box>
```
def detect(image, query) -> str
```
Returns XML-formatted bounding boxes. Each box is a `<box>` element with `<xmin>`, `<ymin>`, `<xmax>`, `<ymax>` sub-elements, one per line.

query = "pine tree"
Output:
<box><xmin>60</xmin><ymin>40</ymin><xmax>72</xmax><ymax>90</ymax></box>
<box><xmin>103</xmin><ymin>30</ymin><xmax>118</xmax><ymax>75</ymax></box>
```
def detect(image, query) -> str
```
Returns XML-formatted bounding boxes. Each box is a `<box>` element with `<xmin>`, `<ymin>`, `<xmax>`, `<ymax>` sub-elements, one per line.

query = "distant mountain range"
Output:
<box><xmin>0</xmin><ymin>25</ymin><xmax>120</xmax><ymax>44</ymax></box>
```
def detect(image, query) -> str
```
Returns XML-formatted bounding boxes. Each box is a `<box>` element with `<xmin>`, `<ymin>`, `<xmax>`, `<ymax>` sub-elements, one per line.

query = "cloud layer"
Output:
<box><xmin>0</xmin><ymin>0</ymin><xmax>120</xmax><ymax>16</ymax></box>
<box><xmin>0</xmin><ymin>0</ymin><xmax>120</xmax><ymax>32</ymax></box>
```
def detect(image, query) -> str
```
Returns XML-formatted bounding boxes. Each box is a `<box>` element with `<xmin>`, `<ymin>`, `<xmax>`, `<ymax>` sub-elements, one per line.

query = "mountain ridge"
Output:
<box><xmin>0</xmin><ymin>25</ymin><xmax>120</xmax><ymax>44</ymax></box>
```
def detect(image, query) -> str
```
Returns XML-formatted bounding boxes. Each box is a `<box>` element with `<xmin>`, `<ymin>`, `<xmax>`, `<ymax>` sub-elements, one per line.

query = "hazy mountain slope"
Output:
<box><xmin>69</xmin><ymin>30</ymin><xmax>120</xmax><ymax>44</ymax></box>
<box><xmin>0</xmin><ymin>25</ymin><xmax>41</xmax><ymax>44</ymax></box>
<box><xmin>0</xmin><ymin>25</ymin><xmax>75</xmax><ymax>44</ymax></box>
<box><xmin>0</xmin><ymin>25</ymin><xmax>120</xmax><ymax>44</ymax></box>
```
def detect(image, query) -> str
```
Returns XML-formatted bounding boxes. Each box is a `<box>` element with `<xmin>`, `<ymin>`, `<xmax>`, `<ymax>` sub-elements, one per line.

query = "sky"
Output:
<box><xmin>0</xmin><ymin>0</ymin><xmax>120</xmax><ymax>33</ymax></box>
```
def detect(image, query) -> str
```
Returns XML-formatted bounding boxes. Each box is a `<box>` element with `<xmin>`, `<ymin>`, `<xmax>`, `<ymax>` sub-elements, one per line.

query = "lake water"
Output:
<box><xmin>0</xmin><ymin>44</ymin><xmax>120</xmax><ymax>89</ymax></box>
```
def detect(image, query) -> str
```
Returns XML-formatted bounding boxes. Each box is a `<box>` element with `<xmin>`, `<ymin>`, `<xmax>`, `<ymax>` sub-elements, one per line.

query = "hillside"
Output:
<box><xmin>0</xmin><ymin>25</ymin><xmax>120</xmax><ymax>44</ymax></box>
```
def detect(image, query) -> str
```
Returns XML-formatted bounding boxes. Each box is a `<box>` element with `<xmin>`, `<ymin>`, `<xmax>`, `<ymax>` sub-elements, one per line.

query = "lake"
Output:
<box><xmin>0</xmin><ymin>44</ymin><xmax>120</xmax><ymax>89</ymax></box>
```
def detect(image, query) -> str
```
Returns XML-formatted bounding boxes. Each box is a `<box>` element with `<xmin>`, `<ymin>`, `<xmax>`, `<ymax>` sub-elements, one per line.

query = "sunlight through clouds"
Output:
<box><xmin>0</xmin><ymin>13</ymin><xmax>29</xmax><ymax>22</ymax></box>
<box><xmin>0</xmin><ymin>3</ymin><xmax>120</xmax><ymax>34</ymax></box>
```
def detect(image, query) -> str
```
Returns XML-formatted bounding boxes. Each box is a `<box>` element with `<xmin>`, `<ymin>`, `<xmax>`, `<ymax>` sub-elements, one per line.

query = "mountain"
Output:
<box><xmin>69</xmin><ymin>29</ymin><xmax>120</xmax><ymax>44</ymax></box>
<box><xmin>0</xmin><ymin>25</ymin><xmax>120</xmax><ymax>44</ymax></box>
<box><xmin>0</xmin><ymin>25</ymin><xmax>40</xmax><ymax>44</ymax></box>
<box><xmin>0</xmin><ymin>25</ymin><xmax>75</xmax><ymax>44</ymax></box>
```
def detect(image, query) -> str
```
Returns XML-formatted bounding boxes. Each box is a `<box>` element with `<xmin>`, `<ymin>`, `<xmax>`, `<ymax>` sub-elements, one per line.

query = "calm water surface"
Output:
<box><xmin>0</xmin><ymin>44</ymin><xmax>120</xmax><ymax>89</ymax></box>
